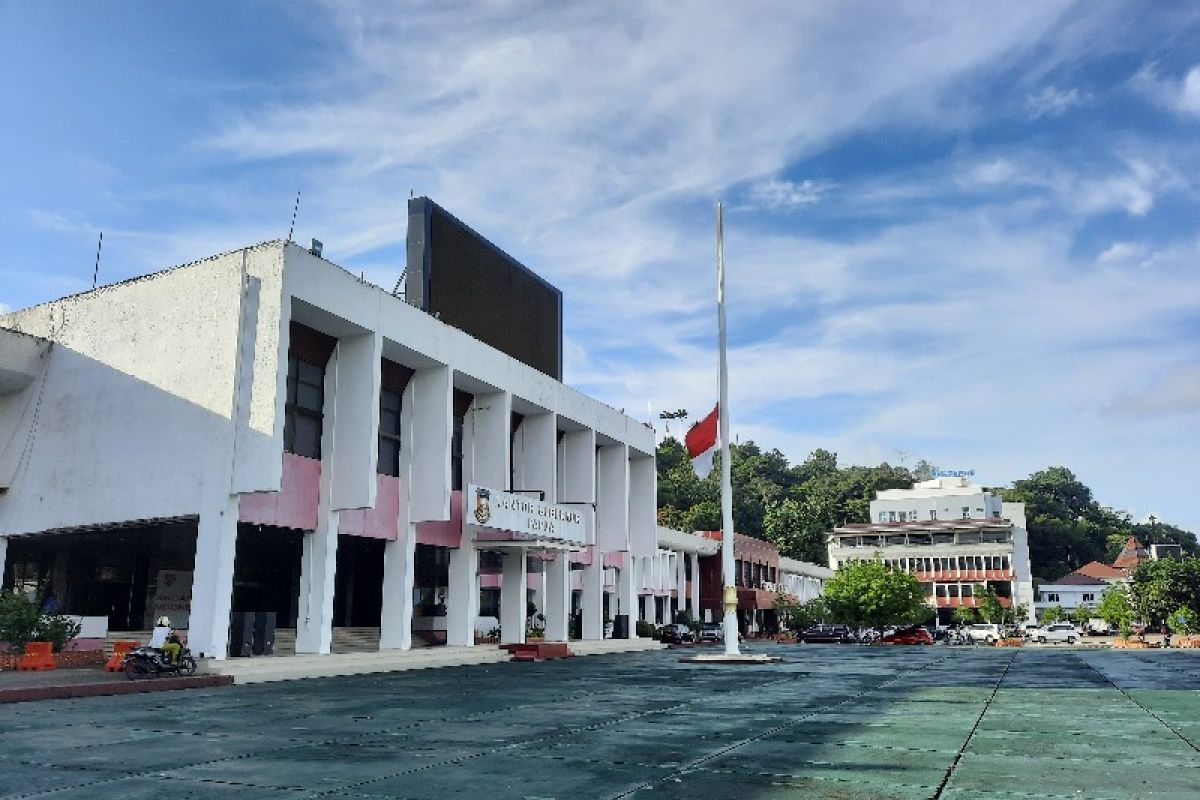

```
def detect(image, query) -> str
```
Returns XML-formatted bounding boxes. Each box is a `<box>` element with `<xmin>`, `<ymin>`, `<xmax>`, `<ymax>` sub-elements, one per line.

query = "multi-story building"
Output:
<box><xmin>827</xmin><ymin>477</ymin><xmax>1036</xmax><ymax>624</ymax></box>
<box><xmin>0</xmin><ymin>199</ymin><xmax>660</xmax><ymax>659</ymax></box>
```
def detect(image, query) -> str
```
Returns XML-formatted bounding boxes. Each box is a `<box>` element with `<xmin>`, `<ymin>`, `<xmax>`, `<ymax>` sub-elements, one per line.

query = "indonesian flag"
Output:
<box><xmin>685</xmin><ymin>404</ymin><xmax>719</xmax><ymax>478</ymax></box>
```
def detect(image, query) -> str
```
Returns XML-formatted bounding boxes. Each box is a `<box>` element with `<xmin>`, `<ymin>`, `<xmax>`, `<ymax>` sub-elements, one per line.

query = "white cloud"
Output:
<box><xmin>747</xmin><ymin>178</ymin><xmax>831</xmax><ymax>210</ymax></box>
<box><xmin>1133</xmin><ymin>61</ymin><xmax>1200</xmax><ymax>118</ymax></box>
<box><xmin>1025</xmin><ymin>85</ymin><xmax>1087</xmax><ymax>118</ymax></box>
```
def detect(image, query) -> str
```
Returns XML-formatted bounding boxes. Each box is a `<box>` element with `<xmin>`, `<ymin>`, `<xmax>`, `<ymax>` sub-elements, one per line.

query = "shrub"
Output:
<box><xmin>636</xmin><ymin>620</ymin><xmax>659</xmax><ymax>639</ymax></box>
<box><xmin>0</xmin><ymin>590</ymin><xmax>80</xmax><ymax>652</ymax></box>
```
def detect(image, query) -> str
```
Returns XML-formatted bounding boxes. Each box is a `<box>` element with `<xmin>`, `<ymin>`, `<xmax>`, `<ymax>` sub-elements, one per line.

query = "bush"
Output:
<box><xmin>0</xmin><ymin>590</ymin><xmax>80</xmax><ymax>652</ymax></box>
<box><xmin>636</xmin><ymin>620</ymin><xmax>659</xmax><ymax>639</ymax></box>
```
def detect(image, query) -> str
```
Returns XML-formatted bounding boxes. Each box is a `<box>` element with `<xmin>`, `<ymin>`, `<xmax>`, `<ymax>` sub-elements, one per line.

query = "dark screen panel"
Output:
<box><xmin>420</xmin><ymin>202</ymin><xmax>562</xmax><ymax>380</ymax></box>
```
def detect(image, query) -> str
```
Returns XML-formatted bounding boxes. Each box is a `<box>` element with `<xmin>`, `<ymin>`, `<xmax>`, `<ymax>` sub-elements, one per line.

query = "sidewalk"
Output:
<box><xmin>204</xmin><ymin>637</ymin><xmax>665</xmax><ymax>685</ymax></box>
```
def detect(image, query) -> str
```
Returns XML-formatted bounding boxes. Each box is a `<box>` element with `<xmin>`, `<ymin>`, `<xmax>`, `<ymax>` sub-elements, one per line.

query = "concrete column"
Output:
<box><xmin>183</xmin><ymin>495</ymin><xmax>238</xmax><ymax>660</ymax></box>
<box><xmin>532</xmin><ymin>561</ymin><xmax>546</xmax><ymax>619</ymax></box>
<box><xmin>500</xmin><ymin>550</ymin><xmax>528</xmax><ymax>645</ymax></box>
<box><xmin>641</xmin><ymin>593</ymin><xmax>654</xmax><ymax>624</ymax></box>
<box><xmin>628</xmin><ymin>454</ymin><xmax>656</xmax><ymax>559</ymax></box>
<box><xmin>580</xmin><ymin>559</ymin><xmax>604</xmax><ymax>640</ymax></box>
<box><xmin>329</xmin><ymin>332</ymin><xmax>382</xmax><ymax>511</ymax></box>
<box><xmin>408</xmin><ymin>365</ymin><xmax>452</xmax><ymax>522</ymax></box>
<box><xmin>379</xmin><ymin>523</ymin><xmax>416</xmax><ymax>650</ymax></box>
<box><xmin>545</xmin><ymin>554</ymin><xmax>570</xmax><ymax>641</ymax></box>
<box><xmin>446</xmin><ymin>533</ymin><xmax>478</xmax><ymax>647</ymax></box>
<box><xmin>296</xmin><ymin>513</ymin><xmax>338</xmax><ymax>654</ymax></box>
<box><xmin>616</xmin><ymin>562</ymin><xmax>636</xmax><ymax>638</ymax></box>
<box><xmin>690</xmin><ymin>552</ymin><xmax>700</xmax><ymax>617</ymax></box>
<box><xmin>0</xmin><ymin>537</ymin><xmax>8</xmax><ymax>586</ymax></box>
<box><xmin>675</xmin><ymin>552</ymin><xmax>687</xmax><ymax>619</ymax></box>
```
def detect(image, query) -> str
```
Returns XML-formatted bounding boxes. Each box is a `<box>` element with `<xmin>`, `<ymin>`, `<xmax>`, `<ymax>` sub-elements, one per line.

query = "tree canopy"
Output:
<box><xmin>656</xmin><ymin>440</ymin><xmax>1198</xmax><ymax>582</ymax></box>
<box><xmin>822</xmin><ymin>559</ymin><xmax>930</xmax><ymax>629</ymax></box>
<box><xmin>999</xmin><ymin>467</ymin><xmax>1198</xmax><ymax>581</ymax></box>
<box><xmin>656</xmin><ymin>438</ymin><xmax>911</xmax><ymax>565</ymax></box>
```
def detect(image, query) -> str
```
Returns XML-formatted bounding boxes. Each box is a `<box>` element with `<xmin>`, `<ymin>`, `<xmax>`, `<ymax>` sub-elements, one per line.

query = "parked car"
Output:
<box><xmin>881</xmin><ymin>625</ymin><xmax>933</xmax><ymax>645</ymax></box>
<box><xmin>698</xmin><ymin>622</ymin><xmax>723</xmax><ymax>643</ymax></box>
<box><xmin>1085</xmin><ymin>618</ymin><xmax>1114</xmax><ymax>636</ymax></box>
<box><xmin>1034</xmin><ymin>622</ymin><xmax>1080</xmax><ymax>644</ymax></box>
<box><xmin>659</xmin><ymin>623</ymin><xmax>694</xmax><ymax>644</ymax></box>
<box><xmin>800</xmin><ymin>624</ymin><xmax>851</xmax><ymax>643</ymax></box>
<box><xmin>1021</xmin><ymin>624</ymin><xmax>1043</xmax><ymax>639</ymax></box>
<box><xmin>965</xmin><ymin>623</ymin><xmax>1003</xmax><ymax>643</ymax></box>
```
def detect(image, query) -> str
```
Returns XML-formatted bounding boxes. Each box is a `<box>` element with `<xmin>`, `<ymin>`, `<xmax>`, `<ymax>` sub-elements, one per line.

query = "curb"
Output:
<box><xmin>0</xmin><ymin>674</ymin><xmax>234</xmax><ymax>705</ymax></box>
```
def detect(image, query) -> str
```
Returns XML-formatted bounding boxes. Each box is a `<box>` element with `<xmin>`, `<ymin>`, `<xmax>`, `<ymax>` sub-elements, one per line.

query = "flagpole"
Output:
<box><xmin>717</xmin><ymin>202</ymin><xmax>739</xmax><ymax>656</ymax></box>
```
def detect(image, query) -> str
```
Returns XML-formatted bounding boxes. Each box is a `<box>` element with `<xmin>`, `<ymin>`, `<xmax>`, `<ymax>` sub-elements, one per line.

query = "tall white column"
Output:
<box><xmin>446</xmin><ymin>534</ymin><xmax>478</xmax><ymax>647</ymax></box>
<box><xmin>0</xmin><ymin>537</ymin><xmax>8</xmax><ymax>588</ymax></box>
<box><xmin>641</xmin><ymin>593</ymin><xmax>654</xmax><ymax>624</ymax></box>
<box><xmin>545</xmin><ymin>553</ymin><xmax>570</xmax><ymax>641</ymax></box>
<box><xmin>690</xmin><ymin>552</ymin><xmax>701</xmax><ymax>618</ymax></box>
<box><xmin>184</xmin><ymin>495</ymin><xmax>239</xmax><ymax>659</ymax></box>
<box><xmin>616</xmin><ymin>562</ymin><xmax>636</xmax><ymax>638</ymax></box>
<box><xmin>675</xmin><ymin>552</ymin><xmax>687</xmax><ymax>619</ymax></box>
<box><xmin>295</xmin><ymin>511</ymin><xmax>338</xmax><ymax>654</ymax></box>
<box><xmin>500</xmin><ymin>550</ymin><xmax>528</xmax><ymax>645</ymax></box>
<box><xmin>532</xmin><ymin>560</ymin><xmax>546</xmax><ymax>620</ymax></box>
<box><xmin>580</xmin><ymin>558</ymin><xmax>604</xmax><ymax>640</ymax></box>
<box><xmin>379</xmin><ymin>522</ymin><xmax>416</xmax><ymax>650</ymax></box>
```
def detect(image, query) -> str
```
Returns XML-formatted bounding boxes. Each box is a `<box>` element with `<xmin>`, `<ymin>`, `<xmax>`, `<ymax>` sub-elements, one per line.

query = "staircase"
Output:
<box><xmin>107</xmin><ymin>626</ymin><xmax>424</xmax><ymax>657</ymax></box>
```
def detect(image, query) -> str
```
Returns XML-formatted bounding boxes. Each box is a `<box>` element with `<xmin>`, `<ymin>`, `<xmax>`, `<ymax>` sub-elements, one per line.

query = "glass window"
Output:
<box><xmin>961</xmin><ymin>507</ymin><xmax>970</xmax><ymax>519</ymax></box>
<box><xmin>284</xmin><ymin>354</ymin><xmax>325</xmax><ymax>459</ymax></box>
<box><xmin>377</xmin><ymin>388</ymin><xmax>403</xmax><ymax>476</ymax></box>
<box><xmin>930</xmin><ymin>509</ymin><xmax>938</xmax><ymax>520</ymax></box>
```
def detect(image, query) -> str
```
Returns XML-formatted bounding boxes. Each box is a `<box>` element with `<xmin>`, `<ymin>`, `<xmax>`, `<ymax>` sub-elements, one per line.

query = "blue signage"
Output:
<box><xmin>933</xmin><ymin>469</ymin><xmax>975</xmax><ymax>478</ymax></box>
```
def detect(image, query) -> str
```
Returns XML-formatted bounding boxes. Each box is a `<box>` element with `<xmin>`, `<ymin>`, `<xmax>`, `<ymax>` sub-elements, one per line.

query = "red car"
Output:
<box><xmin>881</xmin><ymin>625</ymin><xmax>933</xmax><ymax>645</ymax></box>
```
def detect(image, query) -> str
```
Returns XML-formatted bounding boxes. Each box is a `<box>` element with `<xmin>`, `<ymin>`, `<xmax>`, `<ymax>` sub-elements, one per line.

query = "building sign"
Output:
<box><xmin>152</xmin><ymin>570</ymin><xmax>193</xmax><ymax>629</ymax></box>
<box><xmin>933</xmin><ymin>469</ymin><xmax>975</xmax><ymax>478</ymax></box>
<box><xmin>466</xmin><ymin>484</ymin><xmax>585</xmax><ymax>545</ymax></box>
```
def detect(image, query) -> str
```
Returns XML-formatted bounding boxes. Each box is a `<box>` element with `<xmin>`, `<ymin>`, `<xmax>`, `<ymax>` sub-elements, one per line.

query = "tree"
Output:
<box><xmin>1096</xmin><ymin>585</ymin><xmax>1134</xmax><ymax>637</ymax></box>
<box><xmin>823</xmin><ymin>559</ymin><xmax>929</xmax><ymax>629</ymax></box>
<box><xmin>1128</xmin><ymin>556</ymin><xmax>1200</xmax><ymax>626</ymax></box>
<box><xmin>1041</xmin><ymin>606</ymin><xmax>1065</xmax><ymax>623</ymax></box>
<box><xmin>951</xmin><ymin>605</ymin><xmax>978</xmax><ymax>625</ymax></box>
<box><xmin>1069</xmin><ymin>604</ymin><xmax>1092</xmax><ymax>627</ymax></box>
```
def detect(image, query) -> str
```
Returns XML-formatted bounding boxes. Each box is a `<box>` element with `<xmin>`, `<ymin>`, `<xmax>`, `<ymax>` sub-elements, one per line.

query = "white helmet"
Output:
<box><xmin>156</xmin><ymin>616</ymin><xmax>171</xmax><ymax>627</ymax></box>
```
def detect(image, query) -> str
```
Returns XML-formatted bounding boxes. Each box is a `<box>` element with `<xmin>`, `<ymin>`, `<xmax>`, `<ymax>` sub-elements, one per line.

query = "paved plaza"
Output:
<box><xmin>1</xmin><ymin>645</ymin><xmax>1198</xmax><ymax>799</ymax></box>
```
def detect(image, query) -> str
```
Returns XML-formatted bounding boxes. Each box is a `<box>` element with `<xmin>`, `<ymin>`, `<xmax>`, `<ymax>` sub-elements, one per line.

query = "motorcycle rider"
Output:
<box><xmin>149</xmin><ymin>616</ymin><xmax>182</xmax><ymax>664</ymax></box>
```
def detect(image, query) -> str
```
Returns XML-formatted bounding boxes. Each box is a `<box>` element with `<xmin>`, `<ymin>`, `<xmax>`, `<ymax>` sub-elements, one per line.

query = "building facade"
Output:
<box><xmin>0</xmin><ymin>212</ymin><xmax>662</xmax><ymax>659</ymax></box>
<box><xmin>827</xmin><ymin>477</ymin><xmax>1036</xmax><ymax>624</ymax></box>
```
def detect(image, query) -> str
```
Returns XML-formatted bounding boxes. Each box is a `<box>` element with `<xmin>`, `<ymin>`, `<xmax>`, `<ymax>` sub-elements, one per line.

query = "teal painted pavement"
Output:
<box><xmin>1</xmin><ymin>646</ymin><xmax>1197</xmax><ymax>799</ymax></box>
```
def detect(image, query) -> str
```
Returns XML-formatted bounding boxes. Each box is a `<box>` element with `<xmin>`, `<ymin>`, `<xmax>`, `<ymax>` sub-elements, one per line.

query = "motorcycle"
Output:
<box><xmin>123</xmin><ymin>645</ymin><xmax>198</xmax><ymax>680</ymax></box>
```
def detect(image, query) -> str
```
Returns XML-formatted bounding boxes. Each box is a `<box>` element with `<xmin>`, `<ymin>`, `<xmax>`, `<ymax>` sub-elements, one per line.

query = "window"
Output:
<box><xmin>377</xmin><ymin>389</ymin><xmax>402</xmax><ymax>476</ymax></box>
<box><xmin>1083</xmin><ymin>593</ymin><xmax>1095</xmax><ymax>602</ymax></box>
<box><xmin>888</xmin><ymin>511</ymin><xmax>897</xmax><ymax>522</ymax></box>
<box><xmin>1044</xmin><ymin>592</ymin><xmax>1059</xmax><ymax>602</ymax></box>
<box><xmin>930</xmin><ymin>509</ymin><xmax>937</xmax><ymax>520</ymax></box>
<box><xmin>992</xmin><ymin>510</ymin><xmax>1001</xmax><ymax>518</ymax></box>
<box><xmin>284</xmin><ymin>355</ymin><xmax>325</xmax><ymax>458</ymax></box>
<box><xmin>479</xmin><ymin>588</ymin><xmax>500</xmax><ymax>618</ymax></box>
<box><xmin>961</xmin><ymin>507</ymin><xmax>970</xmax><ymax>519</ymax></box>
<box><xmin>878</xmin><ymin>512</ymin><xmax>887</xmax><ymax>523</ymax></box>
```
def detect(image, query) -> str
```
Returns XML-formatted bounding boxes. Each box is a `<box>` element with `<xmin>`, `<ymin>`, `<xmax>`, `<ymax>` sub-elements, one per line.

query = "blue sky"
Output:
<box><xmin>3</xmin><ymin>2</ymin><xmax>1199</xmax><ymax>532</ymax></box>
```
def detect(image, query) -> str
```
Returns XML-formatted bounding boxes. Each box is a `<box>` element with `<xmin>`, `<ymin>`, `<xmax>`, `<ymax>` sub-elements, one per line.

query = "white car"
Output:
<box><xmin>966</xmin><ymin>623</ymin><xmax>1003</xmax><ymax>643</ymax></box>
<box><xmin>1035</xmin><ymin>622</ymin><xmax>1080</xmax><ymax>644</ymax></box>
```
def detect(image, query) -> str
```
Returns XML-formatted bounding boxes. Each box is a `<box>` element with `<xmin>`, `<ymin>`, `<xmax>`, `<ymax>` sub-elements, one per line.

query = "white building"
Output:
<box><xmin>1033</xmin><ymin>573</ymin><xmax>1109</xmax><ymax>616</ymax></box>
<box><xmin>827</xmin><ymin>477</ymin><xmax>1036</xmax><ymax>624</ymax></box>
<box><xmin>777</xmin><ymin>557</ymin><xmax>831</xmax><ymax>604</ymax></box>
<box><xmin>0</xmin><ymin>204</ymin><xmax>665</xmax><ymax>660</ymax></box>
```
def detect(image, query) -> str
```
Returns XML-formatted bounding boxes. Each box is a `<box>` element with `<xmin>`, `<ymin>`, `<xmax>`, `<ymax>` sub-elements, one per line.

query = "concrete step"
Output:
<box><xmin>202</xmin><ymin>646</ymin><xmax>510</xmax><ymax>685</ymax></box>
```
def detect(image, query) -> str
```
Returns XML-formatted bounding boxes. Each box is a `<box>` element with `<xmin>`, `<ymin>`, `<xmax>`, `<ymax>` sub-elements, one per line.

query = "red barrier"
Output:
<box><xmin>104</xmin><ymin>640</ymin><xmax>141</xmax><ymax>672</ymax></box>
<box><xmin>17</xmin><ymin>642</ymin><xmax>57</xmax><ymax>671</ymax></box>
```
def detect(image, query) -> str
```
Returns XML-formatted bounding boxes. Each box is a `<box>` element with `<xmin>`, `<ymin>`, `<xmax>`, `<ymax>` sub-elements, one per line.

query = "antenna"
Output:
<box><xmin>92</xmin><ymin>231</ymin><xmax>103</xmax><ymax>289</ymax></box>
<box><xmin>286</xmin><ymin>191</ymin><xmax>301</xmax><ymax>243</ymax></box>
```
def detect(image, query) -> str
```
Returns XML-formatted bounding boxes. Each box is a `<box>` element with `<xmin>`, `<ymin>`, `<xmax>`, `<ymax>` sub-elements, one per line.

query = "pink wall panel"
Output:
<box><xmin>338</xmin><ymin>475</ymin><xmax>401</xmax><ymax>540</ymax></box>
<box><xmin>415</xmin><ymin>489</ymin><xmax>463</xmax><ymax>548</ymax></box>
<box><xmin>238</xmin><ymin>453</ymin><xmax>320</xmax><ymax>531</ymax></box>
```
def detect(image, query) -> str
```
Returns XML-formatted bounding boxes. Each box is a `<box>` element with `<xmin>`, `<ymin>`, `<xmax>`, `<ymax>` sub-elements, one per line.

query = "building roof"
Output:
<box><xmin>832</xmin><ymin>518</ymin><xmax>1011</xmax><ymax>535</ymax></box>
<box><xmin>1111</xmin><ymin>536</ymin><xmax>1148</xmax><ymax>570</ymax></box>
<box><xmin>1074</xmin><ymin>561</ymin><xmax>1126</xmax><ymax>580</ymax></box>
<box><xmin>1044</xmin><ymin>572</ymin><xmax>1109</xmax><ymax>587</ymax></box>
<box><xmin>777</xmin><ymin>557</ymin><xmax>833</xmax><ymax>580</ymax></box>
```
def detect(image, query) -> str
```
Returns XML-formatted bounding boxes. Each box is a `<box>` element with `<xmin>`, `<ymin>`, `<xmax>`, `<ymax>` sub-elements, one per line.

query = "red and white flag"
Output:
<box><xmin>685</xmin><ymin>404</ymin><xmax>719</xmax><ymax>478</ymax></box>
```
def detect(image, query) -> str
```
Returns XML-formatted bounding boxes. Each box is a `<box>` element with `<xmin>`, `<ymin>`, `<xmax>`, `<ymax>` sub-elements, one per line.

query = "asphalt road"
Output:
<box><xmin>1</xmin><ymin>645</ymin><xmax>1198</xmax><ymax>799</ymax></box>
